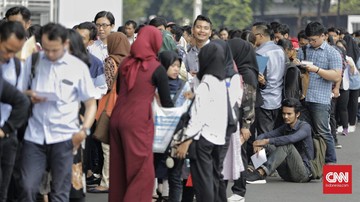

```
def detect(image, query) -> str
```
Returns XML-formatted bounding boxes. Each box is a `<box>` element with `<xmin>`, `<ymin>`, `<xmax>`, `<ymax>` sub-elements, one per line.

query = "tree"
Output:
<box><xmin>123</xmin><ymin>0</ymin><xmax>150</xmax><ymax>22</ymax></box>
<box><xmin>157</xmin><ymin>0</ymin><xmax>193</xmax><ymax>25</ymax></box>
<box><xmin>331</xmin><ymin>0</ymin><xmax>360</xmax><ymax>13</ymax></box>
<box><xmin>203</xmin><ymin>0</ymin><xmax>253</xmax><ymax>29</ymax></box>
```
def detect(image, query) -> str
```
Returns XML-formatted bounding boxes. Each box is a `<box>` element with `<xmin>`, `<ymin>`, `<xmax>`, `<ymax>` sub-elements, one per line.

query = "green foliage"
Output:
<box><xmin>123</xmin><ymin>0</ymin><xmax>150</xmax><ymax>21</ymax></box>
<box><xmin>158</xmin><ymin>0</ymin><xmax>193</xmax><ymax>25</ymax></box>
<box><xmin>203</xmin><ymin>0</ymin><xmax>253</xmax><ymax>29</ymax></box>
<box><xmin>331</xmin><ymin>0</ymin><xmax>360</xmax><ymax>13</ymax></box>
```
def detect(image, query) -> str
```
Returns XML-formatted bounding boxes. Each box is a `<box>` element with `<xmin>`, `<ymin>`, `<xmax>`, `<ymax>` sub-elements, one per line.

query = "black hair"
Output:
<box><xmin>182</xmin><ymin>25</ymin><xmax>192</xmax><ymax>35</ymax></box>
<box><xmin>229</xmin><ymin>29</ymin><xmax>242</xmax><ymax>39</ymax></box>
<box><xmin>282</xmin><ymin>98</ymin><xmax>302</xmax><ymax>114</ymax></box>
<box><xmin>41</xmin><ymin>23</ymin><xmax>68</xmax><ymax>43</ymax></box>
<box><xmin>5</xmin><ymin>6</ymin><xmax>31</xmax><ymax>22</ymax></box>
<box><xmin>28</xmin><ymin>24</ymin><xmax>42</xmax><ymax>43</ymax></box>
<box><xmin>273</xmin><ymin>24</ymin><xmax>290</xmax><ymax>35</ymax></box>
<box><xmin>77</xmin><ymin>21</ymin><xmax>98</xmax><ymax>41</ymax></box>
<box><xmin>270</xmin><ymin>21</ymin><xmax>280</xmax><ymax>30</ymax></box>
<box><xmin>94</xmin><ymin>11</ymin><xmax>115</xmax><ymax>25</ymax></box>
<box><xmin>353</xmin><ymin>30</ymin><xmax>360</xmax><ymax>37</ymax></box>
<box><xmin>125</xmin><ymin>20</ymin><xmax>137</xmax><ymax>29</ymax></box>
<box><xmin>227</xmin><ymin>29</ymin><xmax>239</xmax><ymax>39</ymax></box>
<box><xmin>327</xmin><ymin>27</ymin><xmax>340</xmax><ymax>35</ymax></box>
<box><xmin>135</xmin><ymin>24</ymin><xmax>146</xmax><ymax>33</ymax></box>
<box><xmin>193</xmin><ymin>15</ymin><xmax>212</xmax><ymax>28</ymax></box>
<box><xmin>149</xmin><ymin>16</ymin><xmax>167</xmax><ymax>28</ymax></box>
<box><xmin>0</xmin><ymin>21</ymin><xmax>26</xmax><ymax>41</ymax></box>
<box><xmin>277</xmin><ymin>38</ymin><xmax>293</xmax><ymax>51</ymax></box>
<box><xmin>170</xmin><ymin>25</ymin><xmax>183</xmax><ymax>42</ymax></box>
<box><xmin>336</xmin><ymin>39</ymin><xmax>347</xmax><ymax>50</ymax></box>
<box><xmin>297</xmin><ymin>30</ymin><xmax>307</xmax><ymax>41</ymax></box>
<box><xmin>253</xmin><ymin>22</ymin><xmax>273</xmax><ymax>38</ymax></box>
<box><xmin>219</xmin><ymin>27</ymin><xmax>228</xmax><ymax>33</ymax></box>
<box><xmin>67</xmin><ymin>29</ymin><xmax>91</xmax><ymax>67</ymax></box>
<box><xmin>240</xmin><ymin>30</ymin><xmax>256</xmax><ymax>46</ymax></box>
<box><xmin>305</xmin><ymin>21</ymin><xmax>325</xmax><ymax>37</ymax></box>
<box><xmin>117</xmin><ymin>26</ymin><xmax>125</xmax><ymax>33</ymax></box>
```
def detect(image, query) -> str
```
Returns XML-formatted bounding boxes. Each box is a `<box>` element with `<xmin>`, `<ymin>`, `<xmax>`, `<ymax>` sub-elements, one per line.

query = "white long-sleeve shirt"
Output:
<box><xmin>186</xmin><ymin>75</ymin><xmax>228</xmax><ymax>145</ymax></box>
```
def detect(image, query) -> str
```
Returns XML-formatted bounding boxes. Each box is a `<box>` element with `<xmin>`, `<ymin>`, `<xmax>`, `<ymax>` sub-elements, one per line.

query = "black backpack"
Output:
<box><xmin>283</xmin><ymin>60</ymin><xmax>303</xmax><ymax>100</ymax></box>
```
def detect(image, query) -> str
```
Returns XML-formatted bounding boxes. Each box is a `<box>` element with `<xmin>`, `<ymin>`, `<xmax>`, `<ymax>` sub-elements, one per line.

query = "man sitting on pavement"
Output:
<box><xmin>246</xmin><ymin>98</ymin><xmax>314</xmax><ymax>184</ymax></box>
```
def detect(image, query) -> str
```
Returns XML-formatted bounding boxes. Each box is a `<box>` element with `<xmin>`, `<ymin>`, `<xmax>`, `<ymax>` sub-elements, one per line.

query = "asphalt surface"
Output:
<box><xmin>86</xmin><ymin>123</ymin><xmax>360</xmax><ymax>202</ymax></box>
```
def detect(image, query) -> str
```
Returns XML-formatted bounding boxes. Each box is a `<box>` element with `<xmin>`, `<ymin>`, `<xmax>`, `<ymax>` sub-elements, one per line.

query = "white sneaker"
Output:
<box><xmin>349</xmin><ymin>125</ymin><xmax>356</xmax><ymax>133</ymax></box>
<box><xmin>337</xmin><ymin>126</ymin><xmax>343</xmax><ymax>133</ymax></box>
<box><xmin>227</xmin><ymin>194</ymin><xmax>245</xmax><ymax>202</ymax></box>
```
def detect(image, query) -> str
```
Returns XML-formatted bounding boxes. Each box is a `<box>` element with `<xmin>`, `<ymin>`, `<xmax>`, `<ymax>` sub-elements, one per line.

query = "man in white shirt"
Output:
<box><xmin>18</xmin><ymin>23</ymin><xmax>97</xmax><ymax>202</ymax></box>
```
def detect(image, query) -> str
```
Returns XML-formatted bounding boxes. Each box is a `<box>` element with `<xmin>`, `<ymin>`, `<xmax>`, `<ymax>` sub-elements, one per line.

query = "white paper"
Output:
<box><xmin>251</xmin><ymin>149</ymin><xmax>267</xmax><ymax>169</ymax></box>
<box><xmin>301</xmin><ymin>60</ymin><xmax>313</xmax><ymax>65</ymax></box>
<box><xmin>35</xmin><ymin>91</ymin><xmax>60</xmax><ymax>101</ymax></box>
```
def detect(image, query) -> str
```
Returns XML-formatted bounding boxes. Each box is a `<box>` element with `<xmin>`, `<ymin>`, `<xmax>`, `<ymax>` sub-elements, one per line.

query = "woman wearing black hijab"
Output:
<box><xmin>175</xmin><ymin>42</ymin><xmax>229</xmax><ymax>202</ymax></box>
<box><xmin>227</xmin><ymin>38</ymin><xmax>261</xmax><ymax>202</ymax></box>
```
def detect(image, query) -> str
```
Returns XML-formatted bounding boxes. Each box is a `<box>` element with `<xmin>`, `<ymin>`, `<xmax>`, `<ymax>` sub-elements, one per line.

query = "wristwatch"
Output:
<box><xmin>81</xmin><ymin>127</ymin><xmax>91</xmax><ymax>136</ymax></box>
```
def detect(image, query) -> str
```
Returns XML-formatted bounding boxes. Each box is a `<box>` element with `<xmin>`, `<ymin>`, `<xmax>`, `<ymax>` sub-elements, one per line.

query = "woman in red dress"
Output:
<box><xmin>109</xmin><ymin>25</ymin><xmax>173</xmax><ymax>202</ymax></box>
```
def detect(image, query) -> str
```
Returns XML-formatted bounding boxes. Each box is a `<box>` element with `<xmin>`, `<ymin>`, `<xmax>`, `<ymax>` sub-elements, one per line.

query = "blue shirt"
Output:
<box><xmin>256</xmin><ymin>41</ymin><xmax>286</xmax><ymax>110</ymax></box>
<box><xmin>89</xmin><ymin>53</ymin><xmax>107</xmax><ymax>99</ymax></box>
<box><xmin>22</xmin><ymin>52</ymin><xmax>97</xmax><ymax>144</ymax></box>
<box><xmin>0</xmin><ymin>58</ymin><xmax>23</xmax><ymax>126</ymax></box>
<box><xmin>297</xmin><ymin>42</ymin><xmax>342</xmax><ymax>104</ymax></box>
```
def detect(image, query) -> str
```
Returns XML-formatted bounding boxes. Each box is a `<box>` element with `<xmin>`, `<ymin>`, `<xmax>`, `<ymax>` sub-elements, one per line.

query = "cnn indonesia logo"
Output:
<box><xmin>323</xmin><ymin>165</ymin><xmax>352</xmax><ymax>194</ymax></box>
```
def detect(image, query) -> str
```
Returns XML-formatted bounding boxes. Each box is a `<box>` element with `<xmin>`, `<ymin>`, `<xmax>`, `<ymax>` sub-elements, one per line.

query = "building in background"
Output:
<box><xmin>0</xmin><ymin>0</ymin><xmax>122</xmax><ymax>28</ymax></box>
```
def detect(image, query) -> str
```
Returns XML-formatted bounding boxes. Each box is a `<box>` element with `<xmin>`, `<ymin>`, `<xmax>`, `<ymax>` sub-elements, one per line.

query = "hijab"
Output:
<box><xmin>121</xmin><ymin>26</ymin><xmax>163</xmax><ymax>91</ymax></box>
<box><xmin>228</xmin><ymin>38</ymin><xmax>259</xmax><ymax>87</ymax></box>
<box><xmin>343</xmin><ymin>34</ymin><xmax>360</xmax><ymax>64</ymax></box>
<box><xmin>107</xmin><ymin>32</ymin><xmax>130</xmax><ymax>65</ymax></box>
<box><xmin>158</xmin><ymin>50</ymin><xmax>182</xmax><ymax>94</ymax></box>
<box><xmin>197</xmin><ymin>42</ymin><xmax>226</xmax><ymax>81</ymax></box>
<box><xmin>212</xmin><ymin>39</ymin><xmax>237</xmax><ymax>78</ymax></box>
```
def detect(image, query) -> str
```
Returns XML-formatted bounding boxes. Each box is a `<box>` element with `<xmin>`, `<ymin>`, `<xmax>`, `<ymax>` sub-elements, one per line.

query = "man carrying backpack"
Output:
<box><xmin>246</xmin><ymin>98</ymin><xmax>314</xmax><ymax>184</ymax></box>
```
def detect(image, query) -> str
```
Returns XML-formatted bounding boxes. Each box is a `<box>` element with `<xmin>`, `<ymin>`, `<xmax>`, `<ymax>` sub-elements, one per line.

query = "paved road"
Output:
<box><xmin>86</xmin><ymin>123</ymin><xmax>360</xmax><ymax>202</ymax></box>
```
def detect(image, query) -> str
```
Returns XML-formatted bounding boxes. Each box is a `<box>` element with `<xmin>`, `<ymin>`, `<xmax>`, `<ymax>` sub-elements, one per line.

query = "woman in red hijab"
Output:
<box><xmin>109</xmin><ymin>25</ymin><xmax>173</xmax><ymax>202</ymax></box>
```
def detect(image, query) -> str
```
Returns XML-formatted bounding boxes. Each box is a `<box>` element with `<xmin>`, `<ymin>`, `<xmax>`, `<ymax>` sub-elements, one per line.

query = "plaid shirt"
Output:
<box><xmin>297</xmin><ymin>42</ymin><xmax>342</xmax><ymax>105</ymax></box>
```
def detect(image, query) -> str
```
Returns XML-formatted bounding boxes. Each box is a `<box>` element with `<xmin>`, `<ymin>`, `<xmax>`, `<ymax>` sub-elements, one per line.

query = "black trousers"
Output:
<box><xmin>189</xmin><ymin>136</ymin><xmax>222</xmax><ymax>202</ymax></box>
<box><xmin>256</xmin><ymin>107</ymin><xmax>283</xmax><ymax>135</ymax></box>
<box><xmin>336</xmin><ymin>89</ymin><xmax>349</xmax><ymax>129</ymax></box>
<box><xmin>348</xmin><ymin>89</ymin><xmax>360</xmax><ymax>125</ymax></box>
<box><xmin>0</xmin><ymin>134</ymin><xmax>18</xmax><ymax>202</ymax></box>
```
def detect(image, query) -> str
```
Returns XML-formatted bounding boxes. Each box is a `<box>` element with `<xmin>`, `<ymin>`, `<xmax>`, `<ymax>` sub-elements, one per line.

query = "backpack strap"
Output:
<box><xmin>29</xmin><ymin>52</ymin><xmax>40</xmax><ymax>89</ymax></box>
<box><xmin>172</xmin><ymin>80</ymin><xmax>186</xmax><ymax>104</ymax></box>
<box><xmin>302</xmin><ymin>46</ymin><xmax>307</xmax><ymax>61</ymax></box>
<box><xmin>14</xmin><ymin>57</ymin><xmax>21</xmax><ymax>87</ymax></box>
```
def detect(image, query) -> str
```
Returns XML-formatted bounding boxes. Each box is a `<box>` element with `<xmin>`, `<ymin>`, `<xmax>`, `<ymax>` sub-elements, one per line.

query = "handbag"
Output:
<box><xmin>349</xmin><ymin>66</ymin><xmax>360</xmax><ymax>90</ymax></box>
<box><xmin>93</xmin><ymin>109</ymin><xmax>110</xmax><ymax>144</ymax></box>
<box><xmin>152</xmin><ymin>98</ymin><xmax>191</xmax><ymax>153</ymax></box>
<box><xmin>168</xmin><ymin>97</ymin><xmax>195</xmax><ymax>157</ymax></box>
<box><xmin>93</xmin><ymin>70</ymin><xmax>118</xmax><ymax>144</ymax></box>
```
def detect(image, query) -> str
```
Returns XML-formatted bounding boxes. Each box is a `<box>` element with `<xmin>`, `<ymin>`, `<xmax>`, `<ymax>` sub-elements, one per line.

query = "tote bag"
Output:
<box><xmin>152</xmin><ymin>98</ymin><xmax>191</xmax><ymax>153</ymax></box>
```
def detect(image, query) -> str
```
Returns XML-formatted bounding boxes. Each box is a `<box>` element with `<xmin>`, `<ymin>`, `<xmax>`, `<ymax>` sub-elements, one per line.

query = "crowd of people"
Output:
<box><xmin>0</xmin><ymin>5</ymin><xmax>359</xmax><ymax>202</ymax></box>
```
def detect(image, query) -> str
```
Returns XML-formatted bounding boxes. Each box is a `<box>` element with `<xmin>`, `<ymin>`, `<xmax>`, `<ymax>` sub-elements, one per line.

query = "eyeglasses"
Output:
<box><xmin>95</xmin><ymin>23</ymin><xmax>112</xmax><ymax>29</ymax></box>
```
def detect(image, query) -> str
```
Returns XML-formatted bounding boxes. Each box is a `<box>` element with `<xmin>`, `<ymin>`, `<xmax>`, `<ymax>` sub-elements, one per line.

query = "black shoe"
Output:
<box><xmin>246</xmin><ymin>170</ymin><xmax>266</xmax><ymax>184</ymax></box>
<box><xmin>86</xmin><ymin>175</ymin><xmax>101</xmax><ymax>186</ymax></box>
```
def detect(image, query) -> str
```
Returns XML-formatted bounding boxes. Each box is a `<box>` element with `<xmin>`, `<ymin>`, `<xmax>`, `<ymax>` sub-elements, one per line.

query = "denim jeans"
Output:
<box><xmin>306</xmin><ymin>102</ymin><xmax>337</xmax><ymax>163</ymax></box>
<box><xmin>262</xmin><ymin>144</ymin><xmax>310</xmax><ymax>182</ymax></box>
<box><xmin>168</xmin><ymin>158</ymin><xmax>184</xmax><ymax>202</ymax></box>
